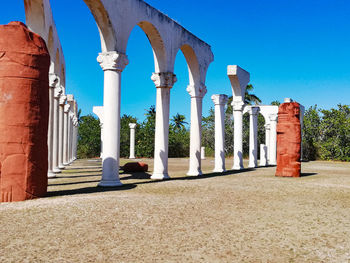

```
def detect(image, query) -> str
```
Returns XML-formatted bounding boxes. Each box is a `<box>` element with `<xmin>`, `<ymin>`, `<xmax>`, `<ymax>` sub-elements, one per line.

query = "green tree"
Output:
<box><xmin>171</xmin><ymin>113</ymin><xmax>188</xmax><ymax>130</ymax></box>
<box><xmin>77</xmin><ymin>114</ymin><xmax>101</xmax><ymax>158</ymax></box>
<box><xmin>271</xmin><ymin>100</ymin><xmax>281</xmax><ymax>106</ymax></box>
<box><xmin>302</xmin><ymin>105</ymin><xmax>321</xmax><ymax>160</ymax></box>
<box><xmin>245</xmin><ymin>84</ymin><xmax>262</xmax><ymax>105</ymax></box>
<box><xmin>136</xmin><ymin>106</ymin><xmax>156</xmax><ymax>158</ymax></box>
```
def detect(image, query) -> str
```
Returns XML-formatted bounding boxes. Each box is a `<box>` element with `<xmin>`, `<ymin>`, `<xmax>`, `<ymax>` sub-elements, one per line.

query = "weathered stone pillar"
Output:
<box><xmin>97</xmin><ymin>52</ymin><xmax>128</xmax><ymax>187</ymax></box>
<box><xmin>265</xmin><ymin>123</ymin><xmax>271</xmax><ymax>164</ymax></box>
<box><xmin>211</xmin><ymin>94</ymin><xmax>228</xmax><ymax>173</ymax></box>
<box><xmin>48</xmin><ymin>73</ymin><xmax>58</xmax><ymax>178</ymax></box>
<box><xmin>52</xmin><ymin>79</ymin><xmax>62</xmax><ymax>173</ymax></box>
<box><xmin>151</xmin><ymin>72</ymin><xmax>177</xmax><ymax>179</ymax></box>
<box><xmin>260</xmin><ymin>144</ymin><xmax>268</xmax><ymax>166</ymax></box>
<box><xmin>248</xmin><ymin>106</ymin><xmax>260</xmax><ymax>168</ymax></box>
<box><xmin>186</xmin><ymin>84</ymin><xmax>206</xmax><ymax>176</ymax></box>
<box><xmin>63</xmin><ymin>104</ymin><xmax>70</xmax><ymax>165</ymax></box>
<box><xmin>93</xmin><ymin>106</ymin><xmax>104</xmax><ymax>158</ymax></box>
<box><xmin>232</xmin><ymin>101</ymin><xmax>245</xmax><ymax>170</ymax></box>
<box><xmin>269</xmin><ymin>114</ymin><xmax>278</xmax><ymax>165</ymax></box>
<box><xmin>58</xmin><ymin>94</ymin><xmax>66</xmax><ymax>169</ymax></box>
<box><xmin>129</xmin><ymin>123</ymin><xmax>136</xmax><ymax>159</ymax></box>
<box><xmin>201</xmin><ymin>147</ymin><xmax>206</xmax><ymax>160</ymax></box>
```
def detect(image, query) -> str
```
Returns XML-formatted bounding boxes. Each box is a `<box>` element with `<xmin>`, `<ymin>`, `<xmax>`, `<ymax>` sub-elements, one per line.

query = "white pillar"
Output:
<box><xmin>129</xmin><ymin>123</ymin><xmax>136</xmax><ymax>159</ymax></box>
<box><xmin>269</xmin><ymin>114</ymin><xmax>278</xmax><ymax>165</ymax></box>
<box><xmin>151</xmin><ymin>72</ymin><xmax>177</xmax><ymax>180</ymax></box>
<box><xmin>186</xmin><ymin>84</ymin><xmax>206</xmax><ymax>176</ymax></box>
<box><xmin>48</xmin><ymin>73</ymin><xmax>58</xmax><ymax>178</ymax></box>
<box><xmin>211</xmin><ymin>94</ymin><xmax>228</xmax><ymax>173</ymax></box>
<box><xmin>52</xmin><ymin>79</ymin><xmax>62</xmax><ymax>173</ymax></box>
<box><xmin>265</xmin><ymin>123</ymin><xmax>271</xmax><ymax>164</ymax></box>
<box><xmin>97</xmin><ymin>52</ymin><xmax>128</xmax><ymax>187</ymax></box>
<box><xmin>232</xmin><ymin>101</ymin><xmax>245</xmax><ymax>170</ymax></box>
<box><xmin>63</xmin><ymin>104</ymin><xmax>70</xmax><ymax>165</ymax></box>
<box><xmin>248</xmin><ymin>106</ymin><xmax>260</xmax><ymax>168</ymax></box>
<box><xmin>259</xmin><ymin>144</ymin><xmax>268</xmax><ymax>166</ymax></box>
<box><xmin>58</xmin><ymin>94</ymin><xmax>66</xmax><ymax>169</ymax></box>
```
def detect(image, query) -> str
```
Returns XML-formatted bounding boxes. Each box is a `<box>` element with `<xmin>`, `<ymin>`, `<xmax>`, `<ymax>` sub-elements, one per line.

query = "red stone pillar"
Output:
<box><xmin>275</xmin><ymin>102</ymin><xmax>301</xmax><ymax>177</ymax></box>
<box><xmin>0</xmin><ymin>22</ymin><xmax>50</xmax><ymax>202</ymax></box>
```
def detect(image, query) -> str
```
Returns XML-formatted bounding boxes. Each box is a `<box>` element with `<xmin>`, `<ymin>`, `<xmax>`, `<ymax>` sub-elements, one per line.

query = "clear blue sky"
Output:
<box><xmin>1</xmin><ymin>0</ymin><xmax>350</xmax><ymax>123</ymax></box>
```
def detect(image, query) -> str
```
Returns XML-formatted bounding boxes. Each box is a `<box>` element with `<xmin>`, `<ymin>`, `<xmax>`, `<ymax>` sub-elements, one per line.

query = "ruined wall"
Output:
<box><xmin>0</xmin><ymin>22</ymin><xmax>50</xmax><ymax>202</ymax></box>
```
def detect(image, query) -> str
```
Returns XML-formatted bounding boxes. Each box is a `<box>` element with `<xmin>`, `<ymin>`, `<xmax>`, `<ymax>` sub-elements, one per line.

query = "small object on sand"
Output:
<box><xmin>123</xmin><ymin>162</ymin><xmax>148</xmax><ymax>173</ymax></box>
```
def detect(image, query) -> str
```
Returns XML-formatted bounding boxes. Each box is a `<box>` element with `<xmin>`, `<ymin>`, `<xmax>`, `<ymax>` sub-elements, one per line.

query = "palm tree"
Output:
<box><xmin>171</xmin><ymin>113</ymin><xmax>188</xmax><ymax>130</ymax></box>
<box><xmin>145</xmin><ymin>105</ymin><xmax>156</xmax><ymax>120</ymax></box>
<box><xmin>244</xmin><ymin>84</ymin><xmax>262</xmax><ymax>105</ymax></box>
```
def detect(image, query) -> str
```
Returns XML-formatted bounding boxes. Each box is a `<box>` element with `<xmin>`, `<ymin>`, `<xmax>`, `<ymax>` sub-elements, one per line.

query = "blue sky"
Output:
<box><xmin>1</xmin><ymin>0</ymin><xmax>350</xmax><ymax>123</ymax></box>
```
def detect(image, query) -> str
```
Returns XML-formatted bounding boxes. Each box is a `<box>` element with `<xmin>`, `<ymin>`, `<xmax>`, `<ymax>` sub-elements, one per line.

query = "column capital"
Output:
<box><xmin>231</xmin><ymin>101</ymin><xmax>245</xmax><ymax>111</ymax></box>
<box><xmin>59</xmin><ymin>94</ymin><xmax>67</xmax><ymax>105</ymax></box>
<box><xmin>49</xmin><ymin>73</ymin><xmax>59</xmax><ymax>88</ymax></box>
<box><xmin>54</xmin><ymin>85</ymin><xmax>62</xmax><ymax>99</ymax></box>
<box><xmin>187</xmin><ymin>84</ymin><xmax>207</xmax><ymax>98</ymax></box>
<box><xmin>129</xmin><ymin>123</ymin><xmax>137</xmax><ymax>129</ymax></box>
<box><xmin>97</xmin><ymin>51</ymin><xmax>129</xmax><ymax>72</ymax></box>
<box><xmin>64</xmin><ymin>104</ymin><xmax>70</xmax><ymax>113</ymax></box>
<box><xmin>151</xmin><ymin>72</ymin><xmax>177</xmax><ymax>88</ymax></box>
<box><xmin>269</xmin><ymin>113</ymin><xmax>278</xmax><ymax>122</ymax></box>
<box><xmin>211</xmin><ymin>94</ymin><xmax>228</xmax><ymax>105</ymax></box>
<box><xmin>247</xmin><ymin>106</ymin><xmax>260</xmax><ymax>116</ymax></box>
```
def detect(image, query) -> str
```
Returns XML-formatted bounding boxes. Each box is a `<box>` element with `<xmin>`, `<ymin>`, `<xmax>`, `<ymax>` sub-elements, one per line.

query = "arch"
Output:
<box><xmin>55</xmin><ymin>49</ymin><xmax>60</xmax><ymax>76</ymax></box>
<box><xmin>23</xmin><ymin>0</ymin><xmax>45</xmax><ymax>36</ymax></box>
<box><xmin>126</xmin><ymin>21</ymin><xmax>167</xmax><ymax>73</ymax></box>
<box><xmin>61</xmin><ymin>64</ymin><xmax>66</xmax><ymax>88</ymax></box>
<box><xmin>82</xmin><ymin>0</ymin><xmax>117</xmax><ymax>52</ymax></box>
<box><xmin>177</xmin><ymin>44</ymin><xmax>200</xmax><ymax>86</ymax></box>
<box><xmin>47</xmin><ymin>26</ymin><xmax>54</xmax><ymax>55</ymax></box>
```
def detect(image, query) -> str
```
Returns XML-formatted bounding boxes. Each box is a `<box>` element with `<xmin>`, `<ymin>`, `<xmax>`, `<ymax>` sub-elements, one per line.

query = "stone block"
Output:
<box><xmin>123</xmin><ymin>162</ymin><xmax>148</xmax><ymax>173</ymax></box>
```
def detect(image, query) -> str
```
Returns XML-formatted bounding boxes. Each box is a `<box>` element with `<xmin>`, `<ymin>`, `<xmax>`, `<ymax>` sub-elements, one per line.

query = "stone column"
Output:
<box><xmin>186</xmin><ymin>84</ymin><xmax>206</xmax><ymax>176</ymax></box>
<box><xmin>265</xmin><ymin>123</ymin><xmax>271</xmax><ymax>164</ymax></box>
<box><xmin>97</xmin><ymin>52</ymin><xmax>128</xmax><ymax>187</ymax></box>
<box><xmin>129</xmin><ymin>123</ymin><xmax>136</xmax><ymax>159</ymax></box>
<box><xmin>151</xmin><ymin>72</ymin><xmax>177</xmax><ymax>180</ymax></box>
<box><xmin>69</xmin><ymin>112</ymin><xmax>74</xmax><ymax>163</ymax></box>
<box><xmin>201</xmin><ymin>147</ymin><xmax>206</xmax><ymax>160</ymax></box>
<box><xmin>73</xmin><ymin>118</ymin><xmax>78</xmax><ymax>160</ymax></box>
<box><xmin>232</xmin><ymin>101</ymin><xmax>245</xmax><ymax>170</ymax></box>
<box><xmin>52</xmin><ymin>79</ymin><xmax>62</xmax><ymax>173</ymax></box>
<box><xmin>211</xmin><ymin>94</ymin><xmax>228</xmax><ymax>173</ymax></box>
<box><xmin>63</xmin><ymin>104</ymin><xmax>70</xmax><ymax>165</ymax></box>
<box><xmin>269</xmin><ymin>114</ymin><xmax>278</xmax><ymax>165</ymax></box>
<box><xmin>260</xmin><ymin>144</ymin><xmax>268</xmax><ymax>166</ymax></box>
<box><xmin>58</xmin><ymin>94</ymin><xmax>66</xmax><ymax>169</ymax></box>
<box><xmin>48</xmin><ymin>73</ymin><xmax>58</xmax><ymax>178</ymax></box>
<box><xmin>248</xmin><ymin>106</ymin><xmax>260</xmax><ymax>168</ymax></box>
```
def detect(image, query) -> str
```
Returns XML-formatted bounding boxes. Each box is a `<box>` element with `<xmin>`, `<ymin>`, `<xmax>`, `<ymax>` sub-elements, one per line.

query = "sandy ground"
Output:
<box><xmin>1</xmin><ymin>158</ymin><xmax>350</xmax><ymax>262</ymax></box>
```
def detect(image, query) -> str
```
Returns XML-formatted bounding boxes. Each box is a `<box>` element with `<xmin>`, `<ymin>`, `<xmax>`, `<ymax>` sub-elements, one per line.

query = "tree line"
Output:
<box><xmin>77</xmin><ymin>86</ymin><xmax>350</xmax><ymax>162</ymax></box>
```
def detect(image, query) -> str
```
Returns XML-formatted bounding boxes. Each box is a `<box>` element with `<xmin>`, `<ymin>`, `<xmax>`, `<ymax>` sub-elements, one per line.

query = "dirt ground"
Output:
<box><xmin>1</xmin><ymin>158</ymin><xmax>350</xmax><ymax>262</ymax></box>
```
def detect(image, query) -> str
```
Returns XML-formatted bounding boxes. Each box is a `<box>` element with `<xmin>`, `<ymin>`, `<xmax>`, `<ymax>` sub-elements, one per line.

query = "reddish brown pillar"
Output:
<box><xmin>275</xmin><ymin>102</ymin><xmax>301</xmax><ymax>177</ymax></box>
<box><xmin>0</xmin><ymin>22</ymin><xmax>50</xmax><ymax>202</ymax></box>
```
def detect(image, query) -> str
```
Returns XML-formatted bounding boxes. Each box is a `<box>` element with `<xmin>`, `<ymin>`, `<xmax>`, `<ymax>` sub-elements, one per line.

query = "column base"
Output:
<box><xmin>129</xmin><ymin>156</ymin><xmax>135</xmax><ymax>159</ymax></box>
<box><xmin>52</xmin><ymin>168</ymin><xmax>62</xmax><ymax>174</ymax></box>
<box><xmin>232</xmin><ymin>165</ymin><xmax>244</xmax><ymax>170</ymax></box>
<box><xmin>48</xmin><ymin>171</ymin><xmax>56</xmax><ymax>178</ymax></box>
<box><xmin>151</xmin><ymin>173</ymin><xmax>170</xmax><ymax>180</ymax></box>
<box><xmin>98</xmin><ymin>180</ymin><xmax>123</xmax><ymax>187</ymax></box>
<box><xmin>213</xmin><ymin>168</ymin><xmax>226</xmax><ymax>173</ymax></box>
<box><xmin>186</xmin><ymin>170</ymin><xmax>202</xmax><ymax>176</ymax></box>
<box><xmin>58</xmin><ymin>165</ymin><xmax>65</xmax><ymax>169</ymax></box>
<box><xmin>248</xmin><ymin>163</ymin><xmax>257</xmax><ymax>168</ymax></box>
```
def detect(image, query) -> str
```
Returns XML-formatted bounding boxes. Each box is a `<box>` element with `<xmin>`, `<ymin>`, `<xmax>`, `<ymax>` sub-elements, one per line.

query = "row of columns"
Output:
<box><xmin>96</xmin><ymin>51</ymin><xmax>207</xmax><ymax>186</ymax></box>
<box><xmin>48</xmin><ymin>73</ymin><xmax>79</xmax><ymax>178</ymax></box>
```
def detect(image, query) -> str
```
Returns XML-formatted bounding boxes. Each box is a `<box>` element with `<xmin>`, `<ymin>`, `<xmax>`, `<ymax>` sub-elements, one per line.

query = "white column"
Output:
<box><xmin>63</xmin><ymin>104</ymin><xmax>70</xmax><ymax>165</ymax></box>
<box><xmin>265</xmin><ymin>123</ymin><xmax>271</xmax><ymax>165</ymax></box>
<box><xmin>211</xmin><ymin>94</ymin><xmax>228</xmax><ymax>173</ymax></box>
<box><xmin>269</xmin><ymin>114</ymin><xmax>278</xmax><ymax>165</ymax></box>
<box><xmin>97</xmin><ymin>52</ymin><xmax>128</xmax><ymax>187</ymax></box>
<box><xmin>73</xmin><ymin>118</ymin><xmax>78</xmax><ymax>160</ymax></box>
<box><xmin>52</xmin><ymin>79</ymin><xmax>62</xmax><ymax>173</ymax></box>
<box><xmin>151</xmin><ymin>72</ymin><xmax>177</xmax><ymax>180</ymax></box>
<box><xmin>48</xmin><ymin>73</ymin><xmax>58</xmax><ymax>178</ymax></box>
<box><xmin>58</xmin><ymin>94</ymin><xmax>66</xmax><ymax>169</ymax></box>
<box><xmin>232</xmin><ymin>101</ymin><xmax>245</xmax><ymax>170</ymax></box>
<box><xmin>129</xmin><ymin>123</ymin><xmax>136</xmax><ymax>159</ymax></box>
<box><xmin>248</xmin><ymin>106</ymin><xmax>260</xmax><ymax>168</ymax></box>
<box><xmin>69</xmin><ymin>113</ymin><xmax>74</xmax><ymax>163</ymax></box>
<box><xmin>201</xmin><ymin>147</ymin><xmax>206</xmax><ymax>160</ymax></box>
<box><xmin>259</xmin><ymin>144</ymin><xmax>268</xmax><ymax>166</ymax></box>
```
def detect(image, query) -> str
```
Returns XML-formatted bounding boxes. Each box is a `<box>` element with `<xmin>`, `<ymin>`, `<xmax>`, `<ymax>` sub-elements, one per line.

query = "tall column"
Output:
<box><xmin>186</xmin><ymin>84</ymin><xmax>206</xmax><ymax>176</ymax></box>
<box><xmin>151</xmin><ymin>72</ymin><xmax>177</xmax><ymax>180</ymax></box>
<box><xmin>97</xmin><ymin>51</ymin><xmax>128</xmax><ymax>187</ymax></box>
<box><xmin>63</xmin><ymin>104</ymin><xmax>70</xmax><ymax>165</ymax></box>
<box><xmin>129</xmin><ymin>123</ymin><xmax>136</xmax><ymax>159</ymax></box>
<box><xmin>265</xmin><ymin>123</ymin><xmax>271</xmax><ymax>165</ymax></box>
<box><xmin>73</xmin><ymin>118</ymin><xmax>78</xmax><ymax>160</ymax></box>
<box><xmin>211</xmin><ymin>94</ymin><xmax>228</xmax><ymax>173</ymax></box>
<box><xmin>259</xmin><ymin>144</ymin><xmax>268</xmax><ymax>166</ymax></box>
<box><xmin>69</xmin><ymin>112</ymin><xmax>74</xmax><ymax>163</ymax></box>
<box><xmin>48</xmin><ymin>73</ymin><xmax>58</xmax><ymax>178</ymax></box>
<box><xmin>58</xmin><ymin>94</ymin><xmax>66</xmax><ymax>169</ymax></box>
<box><xmin>52</xmin><ymin>79</ymin><xmax>62</xmax><ymax>173</ymax></box>
<box><xmin>232</xmin><ymin>101</ymin><xmax>245</xmax><ymax>170</ymax></box>
<box><xmin>248</xmin><ymin>106</ymin><xmax>260</xmax><ymax>168</ymax></box>
<box><xmin>269</xmin><ymin>114</ymin><xmax>278</xmax><ymax>165</ymax></box>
